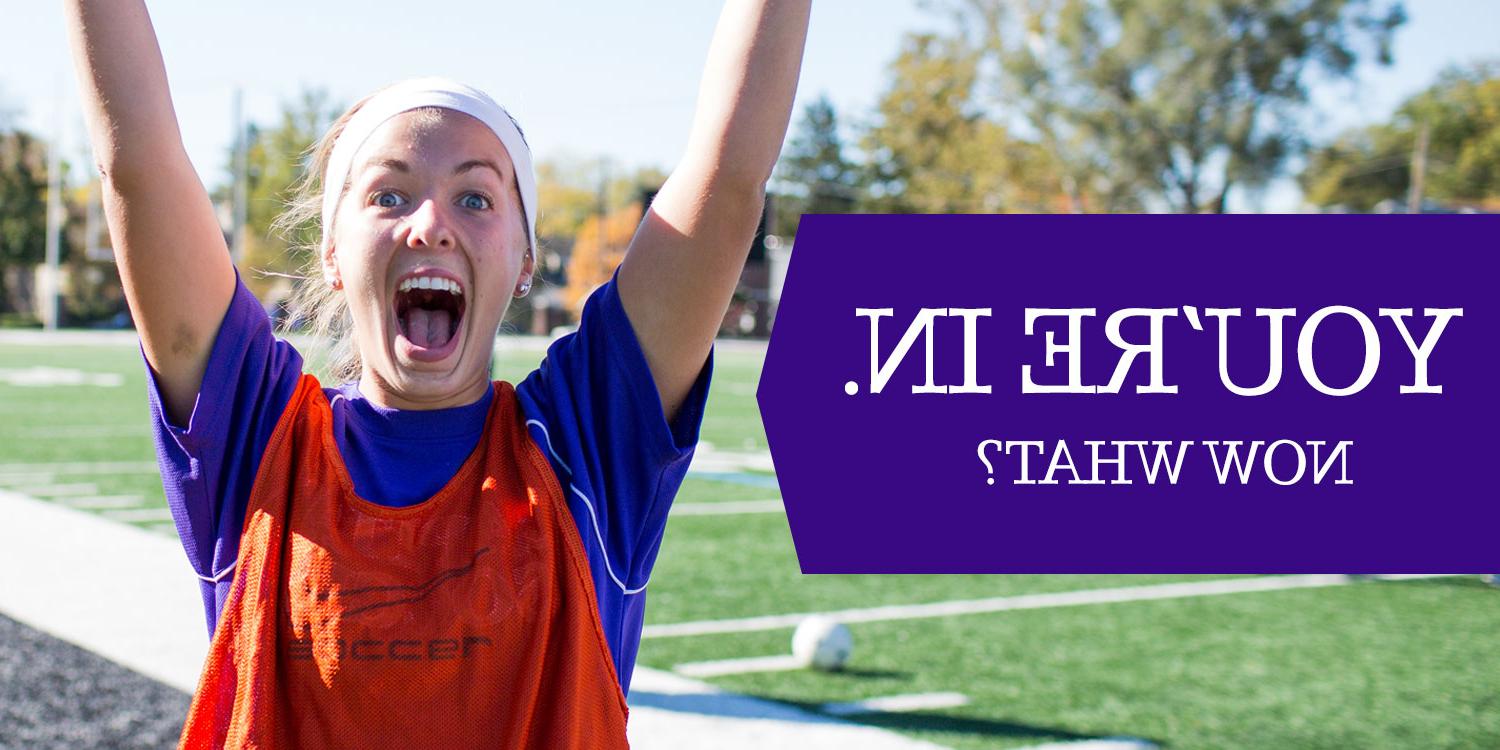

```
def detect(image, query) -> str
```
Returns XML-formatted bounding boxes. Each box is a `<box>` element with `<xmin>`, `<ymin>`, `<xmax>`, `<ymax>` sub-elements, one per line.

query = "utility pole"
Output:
<box><xmin>1407</xmin><ymin>121</ymin><xmax>1430</xmax><ymax>214</ymax></box>
<box><xmin>43</xmin><ymin>80</ymin><xmax>65</xmax><ymax>331</ymax></box>
<box><xmin>232</xmin><ymin>88</ymin><xmax>248</xmax><ymax>263</ymax></box>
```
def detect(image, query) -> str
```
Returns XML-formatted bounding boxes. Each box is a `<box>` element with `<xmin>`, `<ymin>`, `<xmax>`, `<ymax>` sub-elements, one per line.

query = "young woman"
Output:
<box><xmin>65</xmin><ymin>1</ymin><xmax>810</xmax><ymax>746</ymax></box>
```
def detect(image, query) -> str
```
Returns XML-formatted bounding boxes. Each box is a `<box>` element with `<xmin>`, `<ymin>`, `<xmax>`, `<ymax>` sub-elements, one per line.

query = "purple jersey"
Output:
<box><xmin>146</xmin><ymin>269</ymin><xmax>710</xmax><ymax>694</ymax></box>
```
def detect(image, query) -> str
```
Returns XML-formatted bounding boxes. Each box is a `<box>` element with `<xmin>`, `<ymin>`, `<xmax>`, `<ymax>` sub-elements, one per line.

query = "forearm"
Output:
<box><xmin>64</xmin><ymin>0</ymin><xmax>235</xmax><ymax>425</ymax></box>
<box><xmin>618</xmin><ymin>1</ymin><xmax>810</xmax><ymax>421</ymax></box>
<box><xmin>65</xmin><ymin>0</ymin><xmax>190</xmax><ymax>183</ymax></box>
<box><xmin>677</xmin><ymin>0</ymin><xmax>812</xmax><ymax>190</ymax></box>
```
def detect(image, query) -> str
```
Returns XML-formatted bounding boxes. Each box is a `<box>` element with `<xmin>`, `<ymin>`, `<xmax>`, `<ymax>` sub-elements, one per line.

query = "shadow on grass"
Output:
<box><xmin>629</xmin><ymin>688</ymin><xmax>1162</xmax><ymax>747</ymax></box>
<box><xmin>1391</xmin><ymin>575</ymin><xmax>1493</xmax><ymax>590</ymax></box>
<box><xmin>785</xmin><ymin>697</ymin><xmax>1165</xmax><ymax>747</ymax></box>
<box><xmin>827</xmin><ymin>666</ymin><xmax>909</xmax><ymax>680</ymax></box>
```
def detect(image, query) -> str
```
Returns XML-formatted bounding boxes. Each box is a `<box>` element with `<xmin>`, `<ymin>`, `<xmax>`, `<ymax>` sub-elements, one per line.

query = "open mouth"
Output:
<box><xmin>394</xmin><ymin>275</ymin><xmax>467</xmax><ymax>359</ymax></box>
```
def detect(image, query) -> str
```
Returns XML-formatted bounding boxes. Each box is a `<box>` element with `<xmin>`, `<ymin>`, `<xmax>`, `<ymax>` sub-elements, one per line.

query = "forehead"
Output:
<box><xmin>351</xmin><ymin>109</ymin><xmax>513</xmax><ymax>176</ymax></box>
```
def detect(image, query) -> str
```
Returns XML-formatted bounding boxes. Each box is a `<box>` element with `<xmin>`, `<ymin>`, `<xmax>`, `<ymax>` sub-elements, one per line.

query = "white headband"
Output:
<box><xmin>321</xmin><ymin>77</ymin><xmax>537</xmax><ymax>254</ymax></box>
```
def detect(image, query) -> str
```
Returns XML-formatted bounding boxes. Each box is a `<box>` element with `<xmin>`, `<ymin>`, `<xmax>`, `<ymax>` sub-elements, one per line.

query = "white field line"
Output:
<box><xmin>0</xmin><ymin>366</ymin><xmax>125</xmax><ymax>388</ymax></box>
<box><xmin>0</xmin><ymin>473</ymin><xmax>55</xmax><ymax>487</ymax></box>
<box><xmin>643</xmin><ymin>574</ymin><xmax>1460</xmax><ymax>639</ymax></box>
<box><xmin>9</xmin><ymin>426</ymin><xmax>149</xmax><ymax>439</ymax></box>
<box><xmin>715</xmin><ymin>383</ymin><xmax>760</xmax><ymax>397</ymax></box>
<box><xmin>0</xmin><ymin>460</ymin><xmax>158</xmax><ymax>475</ymax></box>
<box><xmin>672</xmin><ymin>499</ymin><xmax>784</xmax><ymax>516</ymax></box>
<box><xmin>55</xmin><ymin>495</ymin><xmax>148</xmax><ymax>510</ymax></box>
<box><xmin>0</xmin><ymin>488</ymin><xmax>948</xmax><ymax>750</ymax></box>
<box><xmin>100</xmin><ymin>507</ymin><xmax>175</xmax><ymax>523</ymax></box>
<box><xmin>1013</xmin><ymin>738</ymin><xmax>1159</xmax><ymax>750</ymax></box>
<box><xmin>13</xmin><ymin>483</ymin><xmax>99</xmax><ymax>497</ymax></box>
<box><xmin>675</xmin><ymin>654</ymin><xmax>804</xmax><ymax>678</ymax></box>
<box><xmin>688</xmin><ymin>443</ymin><xmax>776</xmax><ymax>474</ymax></box>
<box><xmin>0</xmin><ymin>330</ymin><xmax>141</xmax><ymax>346</ymax></box>
<box><xmin>822</xmin><ymin>692</ymin><xmax>970</xmax><ymax>717</ymax></box>
<box><xmin>626</xmin><ymin>666</ymin><xmax>950</xmax><ymax>750</ymax></box>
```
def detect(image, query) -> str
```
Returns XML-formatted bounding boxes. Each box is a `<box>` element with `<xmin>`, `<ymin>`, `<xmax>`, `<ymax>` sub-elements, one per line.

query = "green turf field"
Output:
<box><xmin>2</xmin><ymin>333</ymin><xmax>1497</xmax><ymax>749</ymax></box>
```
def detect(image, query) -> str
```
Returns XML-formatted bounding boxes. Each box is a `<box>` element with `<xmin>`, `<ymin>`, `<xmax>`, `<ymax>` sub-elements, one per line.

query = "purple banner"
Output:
<box><xmin>757</xmin><ymin>216</ymin><xmax>1498</xmax><ymax>573</ymax></box>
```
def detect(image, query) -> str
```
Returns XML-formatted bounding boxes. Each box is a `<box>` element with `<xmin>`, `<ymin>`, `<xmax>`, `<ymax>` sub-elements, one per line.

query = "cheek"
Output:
<box><xmin>335</xmin><ymin>228</ymin><xmax>390</xmax><ymax>284</ymax></box>
<box><xmin>334</xmin><ymin>256</ymin><xmax>388</xmax><ymax>327</ymax></box>
<box><xmin>470</xmin><ymin>228</ymin><xmax>524</xmax><ymax>281</ymax></box>
<box><xmin>337</xmin><ymin>255</ymin><xmax>376</xmax><ymax>297</ymax></box>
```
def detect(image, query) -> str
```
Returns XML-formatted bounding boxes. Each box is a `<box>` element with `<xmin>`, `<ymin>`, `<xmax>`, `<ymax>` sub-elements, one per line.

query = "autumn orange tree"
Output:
<box><xmin>562</xmin><ymin>202</ymin><xmax>642</xmax><ymax>317</ymax></box>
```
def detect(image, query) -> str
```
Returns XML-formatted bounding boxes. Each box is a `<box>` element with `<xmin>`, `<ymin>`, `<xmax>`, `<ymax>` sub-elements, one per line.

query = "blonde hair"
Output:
<box><xmin>270</xmin><ymin>96</ymin><xmax>531</xmax><ymax>384</ymax></box>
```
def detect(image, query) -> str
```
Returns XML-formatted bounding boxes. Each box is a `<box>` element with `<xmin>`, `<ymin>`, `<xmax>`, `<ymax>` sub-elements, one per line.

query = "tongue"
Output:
<box><xmin>405</xmin><ymin>308</ymin><xmax>453</xmax><ymax>350</ymax></box>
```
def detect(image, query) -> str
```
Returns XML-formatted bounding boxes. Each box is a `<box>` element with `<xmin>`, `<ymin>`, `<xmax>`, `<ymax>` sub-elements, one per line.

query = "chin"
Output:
<box><xmin>367</xmin><ymin>344</ymin><xmax>490</xmax><ymax>409</ymax></box>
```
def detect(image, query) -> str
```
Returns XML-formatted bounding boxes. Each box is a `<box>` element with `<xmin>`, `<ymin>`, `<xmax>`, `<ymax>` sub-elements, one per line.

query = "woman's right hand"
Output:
<box><xmin>64</xmin><ymin>0</ymin><xmax>237</xmax><ymax>425</ymax></box>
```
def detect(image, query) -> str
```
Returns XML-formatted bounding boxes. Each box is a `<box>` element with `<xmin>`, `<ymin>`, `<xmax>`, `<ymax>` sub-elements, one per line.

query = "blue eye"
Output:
<box><xmin>373</xmin><ymin>191</ymin><xmax>406</xmax><ymax>208</ymax></box>
<box><xmin>461</xmin><ymin>193</ymin><xmax>493</xmax><ymax>211</ymax></box>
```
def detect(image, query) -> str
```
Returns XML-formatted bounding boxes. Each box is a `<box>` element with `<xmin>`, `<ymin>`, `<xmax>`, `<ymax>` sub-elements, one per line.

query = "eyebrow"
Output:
<box><xmin>363</xmin><ymin>157</ymin><xmax>506</xmax><ymax>181</ymax></box>
<box><xmin>455</xmin><ymin>159</ymin><xmax>507</xmax><ymax>181</ymax></box>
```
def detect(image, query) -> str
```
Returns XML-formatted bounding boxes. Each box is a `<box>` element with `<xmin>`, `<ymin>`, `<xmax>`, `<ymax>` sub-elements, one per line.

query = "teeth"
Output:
<box><xmin>399</xmin><ymin>276</ymin><xmax>463</xmax><ymax>295</ymax></box>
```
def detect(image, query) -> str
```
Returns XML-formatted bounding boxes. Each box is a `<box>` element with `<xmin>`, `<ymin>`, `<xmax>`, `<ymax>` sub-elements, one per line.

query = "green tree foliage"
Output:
<box><xmin>0</xmin><ymin>129</ymin><xmax>50</xmax><ymax>313</ymax></box>
<box><xmin>941</xmin><ymin>0</ymin><xmax>1404</xmax><ymax>212</ymax></box>
<box><xmin>535</xmin><ymin>156</ymin><xmax>667</xmax><ymax>241</ymax></box>
<box><xmin>60</xmin><ymin>180</ymin><xmax>126</xmax><ymax>326</ymax></box>
<box><xmin>536</xmin><ymin>157</ymin><xmax>607</xmax><ymax>241</ymax></box>
<box><xmin>863</xmin><ymin>34</ymin><xmax>1018</xmax><ymax>212</ymax></box>
<box><xmin>1302</xmin><ymin>62</ymin><xmax>1500</xmax><ymax>211</ymax></box>
<box><xmin>860</xmin><ymin>32</ymin><xmax>1071</xmax><ymax>213</ymax></box>
<box><xmin>533</xmin><ymin>155</ymin><xmax>666</xmax><ymax>294</ymax></box>
<box><xmin>222</xmin><ymin>89</ymin><xmax>343</xmax><ymax>300</ymax></box>
<box><xmin>772</xmin><ymin>94</ymin><xmax>861</xmax><ymax>235</ymax></box>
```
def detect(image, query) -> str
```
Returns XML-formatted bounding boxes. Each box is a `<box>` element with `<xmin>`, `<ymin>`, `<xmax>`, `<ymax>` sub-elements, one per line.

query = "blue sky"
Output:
<box><xmin>3</xmin><ymin>1</ymin><xmax>1497</xmax><ymax>210</ymax></box>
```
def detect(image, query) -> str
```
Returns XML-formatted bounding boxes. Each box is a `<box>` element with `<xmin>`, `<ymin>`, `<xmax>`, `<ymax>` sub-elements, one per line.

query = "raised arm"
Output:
<box><xmin>617</xmin><ymin>0</ymin><xmax>811</xmax><ymax>422</ymax></box>
<box><xmin>65</xmin><ymin>0</ymin><xmax>237</xmax><ymax>424</ymax></box>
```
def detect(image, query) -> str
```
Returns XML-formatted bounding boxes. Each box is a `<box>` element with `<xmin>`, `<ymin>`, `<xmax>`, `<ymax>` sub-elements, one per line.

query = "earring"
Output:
<box><xmin>514</xmin><ymin>278</ymin><xmax>532</xmax><ymax>299</ymax></box>
<box><xmin>328</xmin><ymin>277</ymin><xmax>343</xmax><ymax>291</ymax></box>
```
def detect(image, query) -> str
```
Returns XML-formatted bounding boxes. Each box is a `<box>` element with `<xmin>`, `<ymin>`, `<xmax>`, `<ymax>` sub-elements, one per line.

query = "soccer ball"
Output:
<box><xmin>792</xmin><ymin>616</ymin><xmax>853</xmax><ymax>671</ymax></box>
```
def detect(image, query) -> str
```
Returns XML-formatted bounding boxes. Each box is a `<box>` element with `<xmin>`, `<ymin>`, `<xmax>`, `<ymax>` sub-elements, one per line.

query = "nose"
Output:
<box><xmin>404</xmin><ymin>198</ymin><xmax>455</xmax><ymax>250</ymax></box>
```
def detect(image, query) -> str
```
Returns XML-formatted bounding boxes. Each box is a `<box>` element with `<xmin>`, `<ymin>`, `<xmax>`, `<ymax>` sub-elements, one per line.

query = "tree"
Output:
<box><xmin>1303</xmin><ymin>62</ymin><xmax>1500</xmax><ymax>211</ymax></box>
<box><xmin>772</xmin><ymin>95</ymin><xmax>862</xmax><ymax>235</ymax></box>
<box><xmin>941</xmin><ymin>0</ymin><xmax>1405</xmax><ymax>212</ymax></box>
<box><xmin>861</xmin><ymin>32</ymin><xmax>1064</xmax><ymax>214</ymax></box>
<box><xmin>61</xmin><ymin>179</ymin><xmax>126</xmax><ymax>325</ymax></box>
<box><xmin>1299</xmin><ymin>123</ymin><xmax>1407</xmax><ymax>211</ymax></box>
<box><xmin>535</xmin><ymin>155</ymin><xmax>666</xmax><ymax>311</ymax></box>
<box><xmin>218</xmin><ymin>89</ymin><xmax>343</xmax><ymax>300</ymax></box>
<box><xmin>536</xmin><ymin>156</ymin><xmax>667</xmax><ymax>240</ymax></box>
<box><xmin>563</xmin><ymin>203</ymin><xmax>642</xmax><ymax>316</ymax></box>
<box><xmin>0</xmin><ymin>129</ymin><xmax>50</xmax><ymax>313</ymax></box>
<box><xmin>537</xmin><ymin>157</ymin><xmax>607</xmax><ymax>241</ymax></box>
